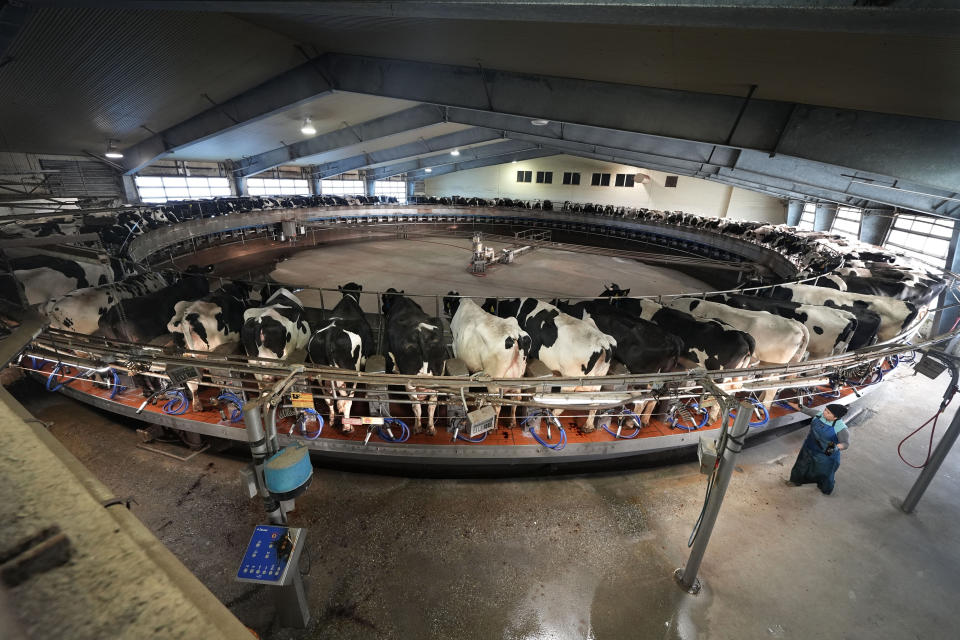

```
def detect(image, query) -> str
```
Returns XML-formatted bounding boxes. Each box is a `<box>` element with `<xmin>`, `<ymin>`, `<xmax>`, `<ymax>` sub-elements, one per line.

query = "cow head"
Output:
<box><xmin>443</xmin><ymin>291</ymin><xmax>461</xmax><ymax>318</ymax></box>
<box><xmin>381</xmin><ymin>288</ymin><xmax>404</xmax><ymax>315</ymax></box>
<box><xmin>338</xmin><ymin>282</ymin><xmax>363</xmax><ymax>304</ymax></box>
<box><xmin>480</xmin><ymin>298</ymin><xmax>498</xmax><ymax>314</ymax></box>
<box><xmin>601</xmin><ymin>283</ymin><xmax>630</xmax><ymax>297</ymax></box>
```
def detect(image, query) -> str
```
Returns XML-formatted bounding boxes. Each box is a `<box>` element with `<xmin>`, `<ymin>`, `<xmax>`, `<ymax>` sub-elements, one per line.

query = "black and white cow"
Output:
<box><xmin>241</xmin><ymin>288</ymin><xmax>311</xmax><ymax>363</ymax></box>
<box><xmin>3</xmin><ymin>253</ymin><xmax>121</xmax><ymax>307</ymax></box>
<box><xmin>165</xmin><ymin>281</ymin><xmax>265</xmax><ymax>411</ymax></box>
<box><xmin>666</xmin><ymin>298</ymin><xmax>809</xmax><ymax>364</ymax></box>
<box><xmin>837</xmin><ymin>275</ymin><xmax>946</xmax><ymax>307</ymax></box>
<box><xmin>306</xmin><ymin>283</ymin><xmax>375</xmax><ymax>431</ymax></box>
<box><xmin>96</xmin><ymin>266</ymin><xmax>213</xmax><ymax>343</ymax></box>
<box><xmin>707</xmin><ymin>293</ymin><xmax>859</xmax><ymax>358</ymax></box>
<box><xmin>167</xmin><ymin>281</ymin><xmax>263</xmax><ymax>353</ymax></box>
<box><xmin>485</xmin><ymin>297</ymin><xmax>616</xmax><ymax>432</ymax></box>
<box><xmin>444</xmin><ymin>293</ymin><xmax>531</xmax><ymax>425</ymax></box>
<box><xmin>382</xmin><ymin>288</ymin><xmax>446</xmax><ymax>434</ymax></box>
<box><xmin>769</xmin><ymin>283</ymin><xmax>918</xmax><ymax>342</ymax></box>
<box><xmin>44</xmin><ymin>270</ymin><xmax>176</xmax><ymax>334</ymax></box>
<box><xmin>599</xmin><ymin>286</ymin><xmax>755</xmax><ymax>372</ymax></box>
<box><xmin>553</xmin><ymin>297</ymin><xmax>683</xmax><ymax>426</ymax></box>
<box><xmin>552</xmin><ymin>299</ymin><xmax>683</xmax><ymax>375</ymax></box>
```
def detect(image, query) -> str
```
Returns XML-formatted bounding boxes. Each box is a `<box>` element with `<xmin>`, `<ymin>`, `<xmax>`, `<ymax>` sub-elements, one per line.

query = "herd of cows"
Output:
<box><xmin>2</xmin><ymin>194</ymin><xmax>952</xmax><ymax>434</ymax></box>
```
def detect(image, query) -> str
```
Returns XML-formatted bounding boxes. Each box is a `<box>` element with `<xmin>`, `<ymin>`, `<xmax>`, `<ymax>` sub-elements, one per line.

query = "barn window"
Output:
<box><xmin>135</xmin><ymin>175</ymin><xmax>231</xmax><ymax>203</ymax></box>
<box><xmin>320</xmin><ymin>179</ymin><xmax>364</xmax><ymax>196</ymax></box>
<box><xmin>615</xmin><ymin>173</ymin><xmax>635</xmax><ymax>187</ymax></box>
<box><xmin>247</xmin><ymin>178</ymin><xmax>310</xmax><ymax>196</ymax></box>
<box><xmin>798</xmin><ymin>203</ymin><xmax>816</xmax><ymax>230</ymax></box>
<box><xmin>374</xmin><ymin>180</ymin><xmax>406</xmax><ymax>204</ymax></box>
<box><xmin>831</xmin><ymin>206</ymin><xmax>862</xmax><ymax>240</ymax></box>
<box><xmin>591</xmin><ymin>173</ymin><xmax>611</xmax><ymax>186</ymax></box>
<box><xmin>664</xmin><ymin>176</ymin><xmax>679</xmax><ymax>188</ymax></box>
<box><xmin>884</xmin><ymin>213</ymin><xmax>954</xmax><ymax>268</ymax></box>
<box><xmin>516</xmin><ymin>170</ymin><xmax>532</xmax><ymax>183</ymax></box>
<box><xmin>562</xmin><ymin>172</ymin><xmax>580</xmax><ymax>185</ymax></box>
<box><xmin>536</xmin><ymin>171</ymin><xmax>553</xmax><ymax>184</ymax></box>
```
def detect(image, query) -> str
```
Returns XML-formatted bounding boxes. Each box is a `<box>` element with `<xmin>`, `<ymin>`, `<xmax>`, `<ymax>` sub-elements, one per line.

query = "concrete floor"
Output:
<box><xmin>269</xmin><ymin>237</ymin><xmax>712</xmax><ymax>314</ymax></box>
<box><xmin>8</xmin><ymin>363</ymin><xmax>960</xmax><ymax>640</ymax></box>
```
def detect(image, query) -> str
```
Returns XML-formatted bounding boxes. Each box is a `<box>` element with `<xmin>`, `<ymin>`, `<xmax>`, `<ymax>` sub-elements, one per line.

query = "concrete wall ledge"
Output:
<box><xmin>0</xmin><ymin>387</ymin><xmax>251</xmax><ymax>640</ymax></box>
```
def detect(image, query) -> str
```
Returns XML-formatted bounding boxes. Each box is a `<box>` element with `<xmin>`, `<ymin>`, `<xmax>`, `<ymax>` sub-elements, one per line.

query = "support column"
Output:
<box><xmin>232</xmin><ymin>175</ymin><xmax>247</xmax><ymax>197</ymax></box>
<box><xmin>813</xmin><ymin>202</ymin><xmax>839</xmax><ymax>232</ymax></box>
<box><xmin>935</xmin><ymin>223</ymin><xmax>960</xmax><ymax>335</ymax></box>
<box><xmin>859</xmin><ymin>207</ymin><xmax>896</xmax><ymax>246</ymax></box>
<box><xmin>308</xmin><ymin>166</ymin><xmax>321</xmax><ymax>195</ymax></box>
<box><xmin>786</xmin><ymin>200</ymin><xmax>804</xmax><ymax>227</ymax></box>
<box><xmin>121</xmin><ymin>175</ymin><xmax>140</xmax><ymax>204</ymax></box>
<box><xmin>901</xmin><ymin>355</ymin><xmax>960</xmax><ymax>513</ymax></box>
<box><xmin>362</xmin><ymin>170</ymin><xmax>376</xmax><ymax>197</ymax></box>
<box><xmin>676</xmin><ymin>400</ymin><xmax>752</xmax><ymax>594</ymax></box>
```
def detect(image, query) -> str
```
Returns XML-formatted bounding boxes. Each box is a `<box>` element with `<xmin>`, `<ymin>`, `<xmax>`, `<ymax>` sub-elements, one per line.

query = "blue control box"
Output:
<box><xmin>236</xmin><ymin>525</ymin><xmax>303</xmax><ymax>585</ymax></box>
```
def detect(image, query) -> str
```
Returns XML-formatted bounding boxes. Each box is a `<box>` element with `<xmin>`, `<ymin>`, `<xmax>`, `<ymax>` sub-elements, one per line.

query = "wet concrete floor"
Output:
<box><xmin>269</xmin><ymin>237</ymin><xmax>713</xmax><ymax>314</ymax></box>
<box><xmin>9</xmin><ymin>363</ymin><xmax>960</xmax><ymax>640</ymax></box>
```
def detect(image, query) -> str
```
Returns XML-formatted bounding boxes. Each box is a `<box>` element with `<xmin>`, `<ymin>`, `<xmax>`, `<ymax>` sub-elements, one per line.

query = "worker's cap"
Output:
<box><xmin>826</xmin><ymin>404</ymin><xmax>849</xmax><ymax>419</ymax></box>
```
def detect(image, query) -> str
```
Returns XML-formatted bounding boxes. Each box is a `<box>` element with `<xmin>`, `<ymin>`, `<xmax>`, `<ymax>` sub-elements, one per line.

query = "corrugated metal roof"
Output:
<box><xmin>250</xmin><ymin>12</ymin><xmax>960</xmax><ymax>122</ymax></box>
<box><xmin>0</xmin><ymin>7</ymin><xmax>302</xmax><ymax>155</ymax></box>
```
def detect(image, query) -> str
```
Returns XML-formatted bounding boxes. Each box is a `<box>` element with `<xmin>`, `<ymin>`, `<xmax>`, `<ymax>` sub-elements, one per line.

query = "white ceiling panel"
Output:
<box><xmin>287</xmin><ymin>121</ymin><xmax>475</xmax><ymax>167</ymax></box>
<box><xmin>170</xmin><ymin>92</ymin><xmax>422</xmax><ymax>162</ymax></box>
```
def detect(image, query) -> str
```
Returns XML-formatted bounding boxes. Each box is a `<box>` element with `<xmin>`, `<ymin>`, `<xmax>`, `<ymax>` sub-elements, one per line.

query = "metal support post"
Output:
<box><xmin>813</xmin><ymin>202</ymin><xmax>838</xmax><ymax>232</ymax></box>
<box><xmin>277</xmin><ymin>567</ymin><xmax>310</xmax><ymax>628</ymax></box>
<box><xmin>675</xmin><ymin>398</ymin><xmax>752</xmax><ymax>594</ymax></box>
<box><xmin>243</xmin><ymin>399</ymin><xmax>283</xmax><ymax>524</ymax></box>
<box><xmin>901</xmin><ymin>402</ymin><xmax>960</xmax><ymax>514</ymax></box>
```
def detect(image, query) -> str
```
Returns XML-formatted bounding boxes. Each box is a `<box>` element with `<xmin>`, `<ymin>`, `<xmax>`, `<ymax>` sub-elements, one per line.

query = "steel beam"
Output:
<box><xmin>716</xmin><ymin>165</ymin><xmax>958</xmax><ymax>215</ymax></box>
<box><xmin>446</xmin><ymin>108</ymin><xmax>960</xmax><ymax>215</ymax></box>
<box><xmin>706</xmin><ymin>173</ymin><xmax>869</xmax><ymax>208</ymax></box>
<box><xmin>234</xmin><ymin>104</ymin><xmax>445</xmax><ymax>178</ymax></box>
<box><xmin>542</xmin><ymin>145</ymin><xmax>877</xmax><ymax>209</ymax></box>
<box><xmin>368</xmin><ymin>140</ymin><xmax>538</xmax><ymax>181</ymax></box>
<box><xmin>444</xmin><ymin>107</ymin><xmax>738</xmax><ymax>169</ymax></box>
<box><xmin>408</xmin><ymin>148</ymin><xmax>558</xmax><ymax>180</ymax></box>
<box><xmin>23</xmin><ymin>2</ymin><xmax>960</xmax><ymax>37</ymax></box>
<box><xmin>311</xmin><ymin>127</ymin><xmax>503</xmax><ymax>179</ymax></box>
<box><xmin>319</xmin><ymin>53</ymin><xmax>960</xmax><ymax>194</ymax></box>
<box><xmin>121</xmin><ymin>60</ymin><xmax>335</xmax><ymax>175</ymax></box>
<box><xmin>504</xmin><ymin>132</ymin><xmax>711</xmax><ymax>174</ymax></box>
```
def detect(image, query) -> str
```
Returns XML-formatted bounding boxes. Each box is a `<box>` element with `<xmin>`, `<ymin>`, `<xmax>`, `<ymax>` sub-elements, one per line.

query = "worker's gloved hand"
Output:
<box><xmin>825</xmin><ymin>443</ymin><xmax>836</xmax><ymax>455</ymax></box>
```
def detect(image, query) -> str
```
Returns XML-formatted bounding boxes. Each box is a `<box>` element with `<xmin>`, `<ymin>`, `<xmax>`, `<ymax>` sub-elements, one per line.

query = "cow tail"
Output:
<box><xmin>795</xmin><ymin>323</ymin><xmax>811</xmax><ymax>362</ymax></box>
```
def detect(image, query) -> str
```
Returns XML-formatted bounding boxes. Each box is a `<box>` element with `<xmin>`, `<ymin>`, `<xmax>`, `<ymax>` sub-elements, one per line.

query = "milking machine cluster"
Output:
<box><xmin>443</xmin><ymin>358</ymin><xmax>498</xmax><ymax>443</ymax></box>
<box><xmin>517</xmin><ymin>359</ymin><xmax>568</xmax><ymax>450</ymax></box>
<box><xmin>343</xmin><ymin>354</ymin><xmax>411</xmax><ymax>444</ymax></box>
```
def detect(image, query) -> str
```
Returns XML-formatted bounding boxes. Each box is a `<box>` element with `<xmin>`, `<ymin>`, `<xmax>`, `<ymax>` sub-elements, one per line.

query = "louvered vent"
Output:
<box><xmin>38</xmin><ymin>159</ymin><xmax>121</xmax><ymax>197</ymax></box>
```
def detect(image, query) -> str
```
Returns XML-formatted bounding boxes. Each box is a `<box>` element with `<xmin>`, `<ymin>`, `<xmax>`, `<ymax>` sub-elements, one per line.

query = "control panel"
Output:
<box><xmin>236</xmin><ymin>525</ymin><xmax>304</xmax><ymax>585</ymax></box>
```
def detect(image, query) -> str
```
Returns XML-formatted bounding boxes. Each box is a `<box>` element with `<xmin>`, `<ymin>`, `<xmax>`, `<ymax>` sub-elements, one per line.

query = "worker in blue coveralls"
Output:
<box><xmin>784</xmin><ymin>402</ymin><xmax>850</xmax><ymax>495</ymax></box>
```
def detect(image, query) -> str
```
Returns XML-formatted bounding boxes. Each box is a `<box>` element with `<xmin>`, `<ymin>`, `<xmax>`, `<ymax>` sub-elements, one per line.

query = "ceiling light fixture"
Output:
<box><xmin>104</xmin><ymin>139</ymin><xmax>123</xmax><ymax>159</ymax></box>
<box><xmin>425</xmin><ymin>167</ymin><xmax>433</xmax><ymax>173</ymax></box>
<box><xmin>450</xmin><ymin>149</ymin><xmax>460</xmax><ymax>156</ymax></box>
<box><xmin>512</xmin><ymin>160</ymin><xmax>517</xmax><ymax>164</ymax></box>
<box><xmin>531</xmin><ymin>119</ymin><xmax>549</xmax><ymax>126</ymax></box>
<box><xmin>300</xmin><ymin>117</ymin><xmax>316</xmax><ymax>135</ymax></box>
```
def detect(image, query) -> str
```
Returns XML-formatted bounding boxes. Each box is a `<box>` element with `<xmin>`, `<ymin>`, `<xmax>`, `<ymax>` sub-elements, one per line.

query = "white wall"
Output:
<box><xmin>424</xmin><ymin>154</ymin><xmax>786</xmax><ymax>223</ymax></box>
